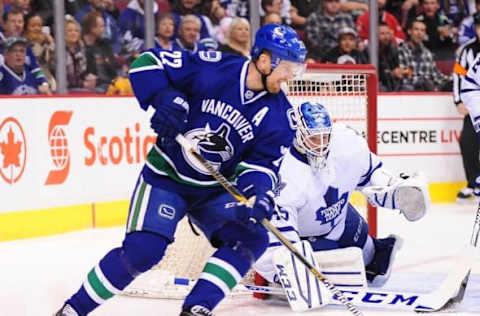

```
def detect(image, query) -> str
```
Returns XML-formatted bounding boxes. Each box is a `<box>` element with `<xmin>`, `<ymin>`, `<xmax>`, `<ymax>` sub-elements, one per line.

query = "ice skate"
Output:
<box><xmin>54</xmin><ymin>304</ymin><xmax>79</xmax><ymax>316</ymax></box>
<box><xmin>456</xmin><ymin>187</ymin><xmax>476</xmax><ymax>204</ymax></box>
<box><xmin>180</xmin><ymin>305</ymin><xmax>214</xmax><ymax>316</ymax></box>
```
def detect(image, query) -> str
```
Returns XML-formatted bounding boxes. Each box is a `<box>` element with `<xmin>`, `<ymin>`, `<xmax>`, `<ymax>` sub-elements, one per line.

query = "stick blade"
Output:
<box><xmin>414</xmin><ymin>245</ymin><xmax>475</xmax><ymax>312</ymax></box>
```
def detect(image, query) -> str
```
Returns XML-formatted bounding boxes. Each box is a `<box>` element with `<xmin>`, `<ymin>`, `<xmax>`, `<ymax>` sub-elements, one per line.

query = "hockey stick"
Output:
<box><xmin>447</xmin><ymin>198</ymin><xmax>480</xmax><ymax>305</ymax></box>
<box><xmin>175</xmin><ymin>134</ymin><xmax>364</xmax><ymax>316</ymax></box>
<box><xmin>123</xmin><ymin>258</ymin><xmax>472</xmax><ymax>312</ymax></box>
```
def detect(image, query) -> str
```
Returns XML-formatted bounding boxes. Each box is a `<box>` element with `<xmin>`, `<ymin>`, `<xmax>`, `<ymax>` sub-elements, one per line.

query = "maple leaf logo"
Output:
<box><xmin>0</xmin><ymin>117</ymin><xmax>27</xmax><ymax>185</ymax></box>
<box><xmin>0</xmin><ymin>127</ymin><xmax>22</xmax><ymax>168</ymax></box>
<box><xmin>315</xmin><ymin>186</ymin><xmax>348</xmax><ymax>222</ymax></box>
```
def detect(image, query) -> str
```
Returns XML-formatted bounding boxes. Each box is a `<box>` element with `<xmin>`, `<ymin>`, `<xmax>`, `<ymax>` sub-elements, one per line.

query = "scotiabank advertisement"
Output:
<box><xmin>0</xmin><ymin>94</ymin><xmax>463</xmax><ymax>213</ymax></box>
<box><xmin>0</xmin><ymin>97</ymin><xmax>156</xmax><ymax>212</ymax></box>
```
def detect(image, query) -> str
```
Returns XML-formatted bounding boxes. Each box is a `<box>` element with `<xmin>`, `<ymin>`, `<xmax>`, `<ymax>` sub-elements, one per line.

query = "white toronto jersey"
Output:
<box><xmin>253</xmin><ymin>123</ymin><xmax>382</xmax><ymax>281</ymax></box>
<box><xmin>460</xmin><ymin>54</ymin><xmax>480</xmax><ymax>132</ymax></box>
<box><xmin>277</xmin><ymin>123</ymin><xmax>381</xmax><ymax>237</ymax></box>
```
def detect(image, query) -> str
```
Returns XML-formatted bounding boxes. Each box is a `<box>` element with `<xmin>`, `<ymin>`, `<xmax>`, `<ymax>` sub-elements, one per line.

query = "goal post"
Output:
<box><xmin>285</xmin><ymin>63</ymin><xmax>378</xmax><ymax>236</ymax></box>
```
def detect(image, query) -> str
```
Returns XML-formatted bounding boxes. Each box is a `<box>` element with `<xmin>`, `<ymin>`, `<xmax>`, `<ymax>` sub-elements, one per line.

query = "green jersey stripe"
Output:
<box><xmin>126</xmin><ymin>178</ymin><xmax>142</xmax><ymax>232</ymax></box>
<box><xmin>208</xmin><ymin>257</ymin><xmax>242</xmax><ymax>282</ymax></box>
<box><xmin>83</xmin><ymin>278</ymin><xmax>105</xmax><ymax>304</ymax></box>
<box><xmin>87</xmin><ymin>268</ymin><xmax>115</xmax><ymax>300</ymax></box>
<box><xmin>134</xmin><ymin>183</ymin><xmax>151</xmax><ymax>231</ymax></box>
<box><xmin>129</xmin><ymin>52</ymin><xmax>163</xmax><ymax>71</ymax></box>
<box><xmin>94</xmin><ymin>265</ymin><xmax>121</xmax><ymax>295</ymax></box>
<box><xmin>235</xmin><ymin>162</ymin><xmax>277</xmax><ymax>190</ymax></box>
<box><xmin>203</xmin><ymin>262</ymin><xmax>237</xmax><ymax>290</ymax></box>
<box><xmin>129</xmin><ymin>181</ymin><xmax>147</xmax><ymax>232</ymax></box>
<box><xmin>146</xmin><ymin>146</ymin><xmax>221</xmax><ymax>187</ymax></box>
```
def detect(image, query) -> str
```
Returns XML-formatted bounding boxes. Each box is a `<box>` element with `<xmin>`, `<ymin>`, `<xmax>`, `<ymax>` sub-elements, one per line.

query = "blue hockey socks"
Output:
<box><xmin>65</xmin><ymin>231</ymin><xmax>169</xmax><ymax>315</ymax></box>
<box><xmin>183</xmin><ymin>247</ymin><xmax>250</xmax><ymax>311</ymax></box>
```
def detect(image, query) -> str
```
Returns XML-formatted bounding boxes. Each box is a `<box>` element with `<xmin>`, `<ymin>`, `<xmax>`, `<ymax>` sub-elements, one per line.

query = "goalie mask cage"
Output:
<box><xmin>122</xmin><ymin>63</ymin><xmax>378</xmax><ymax>299</ymax></box>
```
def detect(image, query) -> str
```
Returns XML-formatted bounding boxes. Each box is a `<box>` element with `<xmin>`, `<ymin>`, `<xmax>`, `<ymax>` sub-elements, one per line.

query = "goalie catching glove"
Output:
<box><xmin>362</xmin><ymin>172</ymin><xmax>430</xmax><ymax>221</ymax></box>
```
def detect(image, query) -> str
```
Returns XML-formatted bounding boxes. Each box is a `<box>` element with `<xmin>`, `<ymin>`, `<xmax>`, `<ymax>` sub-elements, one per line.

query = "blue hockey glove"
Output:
<box><xmin>235</xmin><ymin>192</ymin><xmax>275</xmax><ymax>230</ymax></box>
<box><xmin>150</xmin><ymin>94</ymin><xmax>189</xmax><ymax>139</ymax></box>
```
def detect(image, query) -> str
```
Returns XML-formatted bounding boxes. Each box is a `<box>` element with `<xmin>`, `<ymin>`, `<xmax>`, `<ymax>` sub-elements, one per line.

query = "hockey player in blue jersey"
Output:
<box><xmin>55</xmin><ymin>24</ymin><xmax>307</xmax><ymax>316</ymax></box>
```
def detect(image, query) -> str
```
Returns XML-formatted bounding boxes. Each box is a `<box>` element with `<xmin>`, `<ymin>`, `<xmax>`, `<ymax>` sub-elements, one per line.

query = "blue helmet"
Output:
<box><xmin>294</xmin><ymin>102</ymin><xmax>332</xmax><ymax>169</ymax></box>
<box><xmin>251</xmin><ymin>24</ymin><xmax>307</xmax><ymax>68</ymax></box>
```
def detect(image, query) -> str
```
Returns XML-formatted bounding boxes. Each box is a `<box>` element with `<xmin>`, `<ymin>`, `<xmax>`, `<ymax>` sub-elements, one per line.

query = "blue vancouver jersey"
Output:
<box><xmin>0</xmin><ymin>64</ymin><xmax>39</xmax><ymax>95</ymax></box>
<box><xmin>129</xmin><ymin>50</ymin><xmax>295</xmax><ymax>195</ymax></box>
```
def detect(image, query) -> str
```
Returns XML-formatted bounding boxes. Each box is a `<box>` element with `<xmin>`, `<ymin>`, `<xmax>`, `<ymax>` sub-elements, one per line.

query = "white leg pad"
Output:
<box><xmin>313</xmin><ymin>247</ymin><xmax>368</xmax><ymax>289</ymax></box>
<box><xmin>273</xmin><ymin>241</ymin><xmax>331</xmax><ymax>312</ymax></box>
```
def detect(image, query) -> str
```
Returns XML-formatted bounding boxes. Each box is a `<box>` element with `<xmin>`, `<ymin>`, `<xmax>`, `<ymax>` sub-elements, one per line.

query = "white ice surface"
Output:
<box><xmin>1</xmin><ymin>203</ymin><xmax>479</xmax><ymax>316</ymax></box>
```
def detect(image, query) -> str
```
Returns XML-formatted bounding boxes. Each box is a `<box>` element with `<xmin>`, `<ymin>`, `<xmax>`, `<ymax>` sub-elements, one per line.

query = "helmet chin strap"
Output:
<box><xmin>254</xmin><ymin>59</ymin><xmax>273</xmax><ymax>93</ymax></box>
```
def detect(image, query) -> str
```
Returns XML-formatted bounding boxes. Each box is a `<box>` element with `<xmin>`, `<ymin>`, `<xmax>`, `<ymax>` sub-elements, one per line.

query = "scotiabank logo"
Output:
<box><xmin>45</xmin><ymin>111</ymin><xmax>73</xmax><ymax>185</ymax></box>
<box><xmin>0</xmin><ymin>117</ymin><xmax>27</xmax><ymax>184</ymax></box>
<box><xmin>84</xmin><ymin>122</ymin><xmax>156</xmax><ymax>165</ymax></box>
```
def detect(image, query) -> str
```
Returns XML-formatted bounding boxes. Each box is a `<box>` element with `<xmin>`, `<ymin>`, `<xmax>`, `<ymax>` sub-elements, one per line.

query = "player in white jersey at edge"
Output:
<box><xmin>461</xmin><ymin>54</ymin><xmax>480</xmax><ymax>138</ymax></box>
<box><xmin>253</xmin><ymin>102</ymin><xmax>431</xmax><ymax>297</ymax></box>
<box><xmin>460</xmin><ymin>54</ymin><xmax>480</xmax><ymax>194</ymax></box>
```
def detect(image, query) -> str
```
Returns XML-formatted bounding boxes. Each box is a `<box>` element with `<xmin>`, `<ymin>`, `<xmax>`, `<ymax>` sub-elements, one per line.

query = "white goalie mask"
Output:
<box><xmin>294</xmin><ymin>102</ymin><xmax>332</xmax><ymax>170</ymax></box>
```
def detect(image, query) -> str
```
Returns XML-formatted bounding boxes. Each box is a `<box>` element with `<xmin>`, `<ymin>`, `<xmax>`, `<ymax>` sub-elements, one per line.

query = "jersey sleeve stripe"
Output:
<box><xmin>237</xmin><ymin>161</ymin><xmax>278</xmax><ymax>188</ymax></box>
<box><xmin>146</xmin><ymin>145</ymin><xmax>219</xmax><ymax>187</ymax></box>
<box><xmin>453</xmin><ymin>62</ymin><xmax>467</xmax><ymax>75</ymax></box>
<box><xmin>268</xmin><ymin>241</ymin><xmax>299</xmax><ymax>247</ymax></box>
<box><xmin>461</xmin><ymin>88</ymin><xmax>479</xmax><ymax>93</ymax></box>
<box><xmin>358</xmin><ymin>160</ymin><xmax>383</xmax><ymax>187</ymax></box>
<box><xmin>129</xmin><ymin>52</ymin><xmax>164</xmax><ymax>74</ymax></box>
<box><xmin>277</xmin><ymin>226</ymin><xmax>297</xmax><ymax>232</ymax></box>
<box><xmin>464</xmin><ymin>75</ymin><xmax>480</xmax><ymax>87</ymax></box>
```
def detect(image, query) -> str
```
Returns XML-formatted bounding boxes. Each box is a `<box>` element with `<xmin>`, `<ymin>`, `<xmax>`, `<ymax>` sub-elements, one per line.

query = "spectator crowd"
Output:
<box><xmin>0</xmin><ymin>0</ymin><xmax>478</xmax><ymax>95</ymax></box>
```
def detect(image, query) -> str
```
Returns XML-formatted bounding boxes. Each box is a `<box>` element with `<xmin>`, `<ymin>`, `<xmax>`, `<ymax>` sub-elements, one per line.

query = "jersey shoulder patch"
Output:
<box><xmin>197</xmin><ymin>50</ymin><xmax>222</xmax><ymax>62</ymax></box>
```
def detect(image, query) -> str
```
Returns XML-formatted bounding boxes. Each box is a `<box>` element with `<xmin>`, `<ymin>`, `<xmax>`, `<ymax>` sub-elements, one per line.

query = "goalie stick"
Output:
<box><xmin>123</xmin><ymin>244</ymin><xmax>473</xmax><ymax>313</ymax></box>
<box><xmin>175</xmin><ymin>134</ymin><xmax>364</xmax><ymax>316</ymax></box>
<box><xmin>248</xmin><ymin>251</ymin><xmax>471</xmax><ymax>312</ymax></box>
<box><xmin>447</xmin><ymin>197</ymin><xmax>480</xmax><ymax>306</ymax></box>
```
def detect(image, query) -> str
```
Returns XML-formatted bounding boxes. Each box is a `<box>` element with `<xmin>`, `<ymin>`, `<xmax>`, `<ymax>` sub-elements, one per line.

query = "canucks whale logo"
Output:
<box><xmin>182</xmin><ymin>123</ymin><xmax>234</xmax><ymax>175</ymax></box>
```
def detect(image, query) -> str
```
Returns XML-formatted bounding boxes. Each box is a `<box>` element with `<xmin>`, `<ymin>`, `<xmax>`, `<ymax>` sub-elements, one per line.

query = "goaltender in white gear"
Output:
<box><xmin>253</xmin><ymin>102</ymin><xmax>431</xmax><ymax>307</ymax></box>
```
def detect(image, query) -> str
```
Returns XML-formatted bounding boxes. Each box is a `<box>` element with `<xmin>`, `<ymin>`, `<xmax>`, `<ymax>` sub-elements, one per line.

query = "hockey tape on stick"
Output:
<box><xmin>175</xmin><ymin>133</ymin><xmax>364</xmax><ymax>316</ymax></box>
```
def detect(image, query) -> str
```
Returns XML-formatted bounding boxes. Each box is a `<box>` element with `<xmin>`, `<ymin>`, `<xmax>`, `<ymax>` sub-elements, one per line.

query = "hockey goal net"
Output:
<box><xmin>122</xmin><ymin>63</ymin><xmax>378</xmax><ymax>299</ymax></box>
